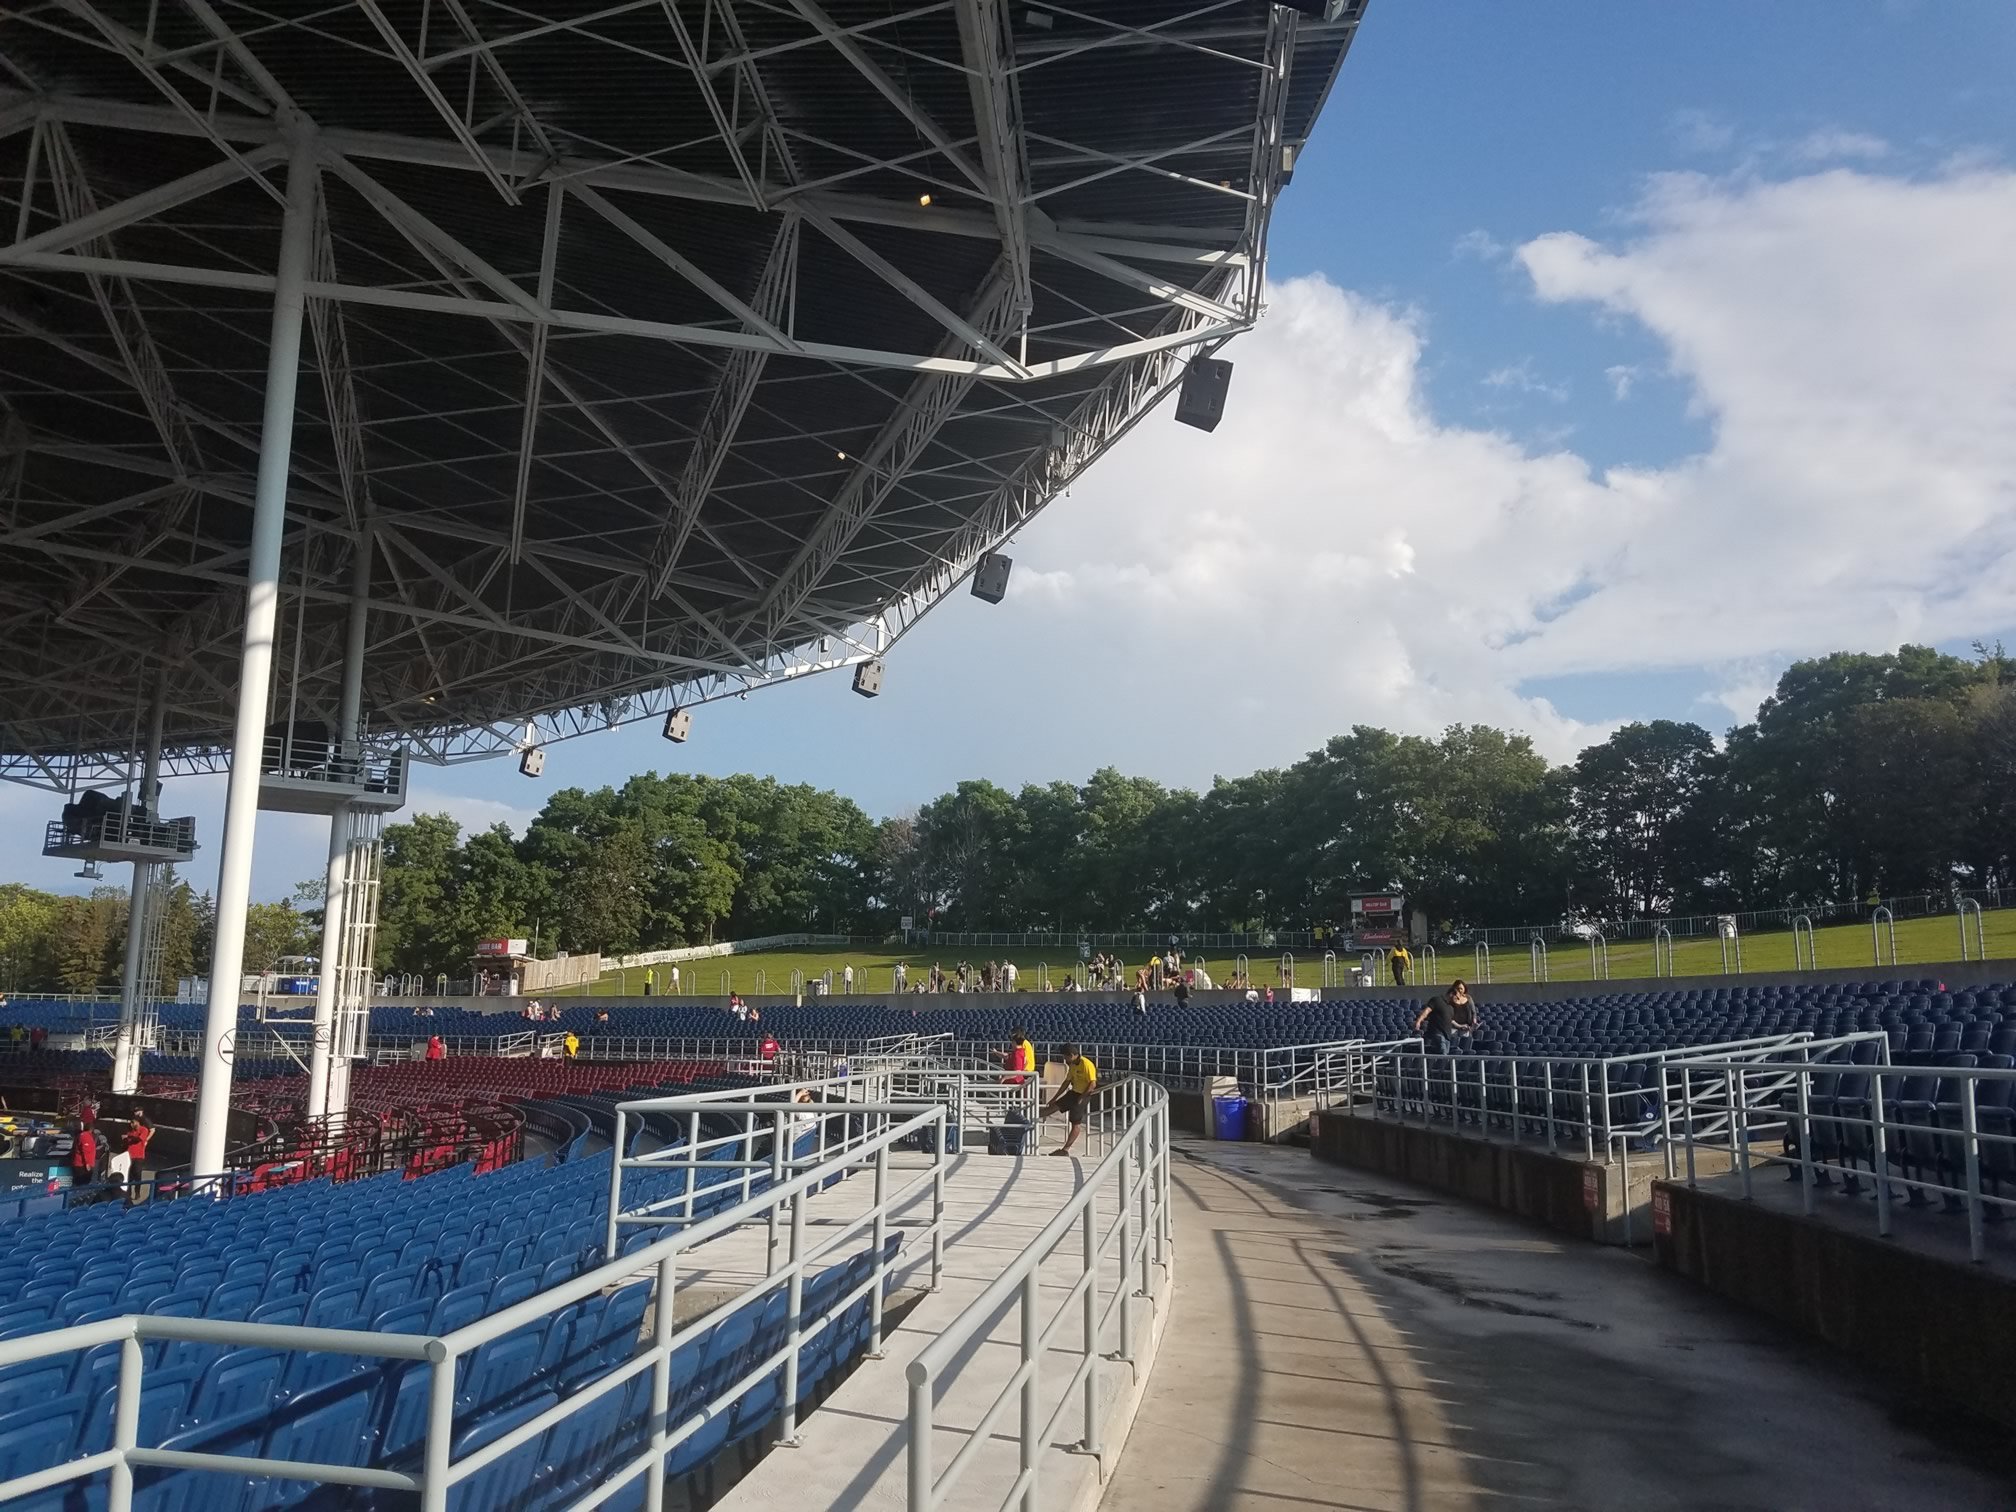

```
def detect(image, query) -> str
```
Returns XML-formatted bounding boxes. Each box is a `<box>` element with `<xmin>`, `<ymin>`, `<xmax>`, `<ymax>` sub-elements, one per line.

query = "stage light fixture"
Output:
<box><xmin>971</xmin><ymin>552</ymin><xmax>1012</xmax><ymax>605</ymax></box>
<box><xmin>853</xmin><ymin>659</ymin><xmax>884</xmax><ymax>698</ymax></box>
<box><xmin>519</xmin><ymin>746</ymin><xmax>546</xmax><ymax>777</ymax></box>
<box><xmin>662</xmin><ymin>708</ymin><xmax>692</xmax><ymax>743</ymax></box>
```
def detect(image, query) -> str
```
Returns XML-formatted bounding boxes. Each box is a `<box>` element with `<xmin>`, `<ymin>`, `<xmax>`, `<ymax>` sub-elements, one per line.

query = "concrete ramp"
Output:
<box><xmin>713</xmin><ymin>1151</ymin><xmax>1169</xmax><ymax>1512</ymax></box>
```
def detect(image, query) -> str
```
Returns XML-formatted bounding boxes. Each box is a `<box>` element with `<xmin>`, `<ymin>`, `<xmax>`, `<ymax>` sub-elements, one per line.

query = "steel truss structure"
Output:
<box><xmin>0</xmin><ymin>0</ymin><xmax>1359</xmax><ymax>786</ymax></box>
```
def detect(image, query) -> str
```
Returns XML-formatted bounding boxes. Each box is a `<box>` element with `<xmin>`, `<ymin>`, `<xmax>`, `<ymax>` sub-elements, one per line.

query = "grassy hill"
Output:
<box><xmin>547</xmin><ymin>906</ymin><xmax>2016</xmax><ymax>996</ymax></box>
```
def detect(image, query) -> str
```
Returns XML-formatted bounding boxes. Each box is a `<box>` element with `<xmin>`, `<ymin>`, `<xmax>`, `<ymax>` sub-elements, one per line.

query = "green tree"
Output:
<box><xmin>1571</xmin><ymin>721</ymin><xmax>1721</xmax><ymax>917</ymax></box>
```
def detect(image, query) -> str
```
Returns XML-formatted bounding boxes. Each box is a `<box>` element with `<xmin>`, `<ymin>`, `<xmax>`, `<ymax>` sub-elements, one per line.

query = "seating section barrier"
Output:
<box><xmin>0</xmin><ymin>1077</ymin><xmax>947</xmax><ymax>1510</ymax></box>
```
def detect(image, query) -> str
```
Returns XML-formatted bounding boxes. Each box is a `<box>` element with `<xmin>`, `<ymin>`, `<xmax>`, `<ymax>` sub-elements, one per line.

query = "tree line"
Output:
<box><xmin>4</xmin><ymin>643</ymin><xmax>2012</xmax><ymax>991</ymax></box>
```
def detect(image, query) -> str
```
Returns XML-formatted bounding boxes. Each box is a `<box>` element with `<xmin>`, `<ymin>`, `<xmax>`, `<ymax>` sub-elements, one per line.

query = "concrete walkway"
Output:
<box><xmin>1102</xmin><ymin>1139</ymin><xmax>2009</xmax><ymax>1512</ymax></box>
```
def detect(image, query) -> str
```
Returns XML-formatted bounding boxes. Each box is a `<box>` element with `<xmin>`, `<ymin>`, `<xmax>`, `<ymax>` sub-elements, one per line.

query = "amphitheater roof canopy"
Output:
<box><xmin>0</xmin><ymin>0</ymin><xmax>1359</xmax><ymax>785</ymax></box>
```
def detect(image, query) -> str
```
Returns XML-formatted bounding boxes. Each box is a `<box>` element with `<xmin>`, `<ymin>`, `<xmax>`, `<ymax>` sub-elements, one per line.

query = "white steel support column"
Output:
<box><xmin>193</xmin><ymin>138</ymin><xmax>317</xmax><ymax>1181</ymax></box>
<box><xmin>111</xmin><ymin>674</ymin><xmax>168</xmax><ymax>1095</ymax></box>
<box><xmin>308</xmin><ymin>533</ymin><xmax>370</xmax><ymax>1121</ymax></box>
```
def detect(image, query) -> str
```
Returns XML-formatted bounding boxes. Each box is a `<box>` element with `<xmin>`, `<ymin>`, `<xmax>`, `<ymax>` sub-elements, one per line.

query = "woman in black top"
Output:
<box><xmin>1412</xmin><ymin>979</ymin><xmax>1479</xmax><ymax>1055</ymax></box>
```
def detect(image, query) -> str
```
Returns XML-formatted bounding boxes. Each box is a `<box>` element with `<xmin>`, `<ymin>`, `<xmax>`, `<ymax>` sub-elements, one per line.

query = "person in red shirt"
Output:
<box><xmin>70</xmin><ymin>1121</ymin><xmax>97</xmax><ymax>1185</ymax></box>
<box><xmin>759</xmin><ymin>1032</ymin><xmax>781</xmax><ymax>1062</ymax></box>
<box><xmin>108</xmin><ymin>1111</ymin><xmax>151</xmax><ymax>1184</ymax></box>
<box><xmin>425</xmin><ymin>1035</ymin><xmax>445</xmax><ymax>1062</ymax></box>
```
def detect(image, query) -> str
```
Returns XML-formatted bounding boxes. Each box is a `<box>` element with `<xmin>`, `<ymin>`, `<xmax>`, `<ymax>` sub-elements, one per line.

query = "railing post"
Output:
<box><xmin>646</xmin><ymin>1250</ymin><xmax>679</xmax><ymax>1507</ymax></box>
<box><xmin>1507</xmin><ymin>1059</ymin><xmax>1520</xmax><ymax>1140</ymax></box>
<box><xmin>605</xmin><ymin>1110</ymin><xmax>625</xmax><ymax>1259</ymax></box>
<box><xmin>1795</xmin><ymin>1048</ymin><xmax>1815</xmax><ymax>1216</ymax></box>
<box><xmin>780</xmin><ymin>1187</ymin><xmax>808</xmax><ymax>1444</ymax></box>
<box><xmin>1579</xmin><ymin>1064</ymin><xmax>1593</xmax><ymax>1162</ymax></box>
<box><xmin>871</xmin><ymin>1139</ymin><xmax>890</xmax><ymax>1356</ymax></box>
<box><xmin>1544</xmin><ymin>1061</ymin><xmax>1557</xmax><ymax>1154</ymax></box>
<box><xmin>1136</xmin><ymin>1123</ymin><xmax>1153</xmax><ymax>1301</ymax></box>
<box><xmin>1020</xmin><ymin>1268</ymin><xmax>1041</xmax><ymax>1512</ymax></box>
<box><xmin>1871</xmin><ymin>1072</ymin><xmax>1893</xmax><ymax>1238</ymax></box>
<box><xmin>906</xmin><ymin>1363</ymin><xmax>934</xmax><ymax>1512</ymax></box>
<box><xmin>766</xmin><ymin>1110</ymin><xmax>782</xmax><ymax>1276</ymax></box>
<box><xmin>1597</xmin><ymin>1061</ymin><xmax>1613</xmax><ymax>1159</ymax></box>
<box><xmin>1081</xmin><ymin>1184</ymin><xmax>1101</xmax><ymax>1456</ymax></box>
<box><xmin>684</xmin><ymin>1110</ymin><xmax>700</xmax><ymax>1222</ymax></box>
<box><xmin>1962</xmin><ymin>1076</ymin><xmax>1984</xmax><ymax>1263</ymax></box>
<box><xmin>420</xmin><ymin>1338</ymin><xmax>456</xmax><ymax>1512</ymax></box>
<box><xmin>931</xmin><ymin>1109</ymin><xmax>947</xmax><ymax>1291</ymax></box>
<box><xmin>1659</xmin><ymin>1066</ymin><xmax>1677</xmax><ymax>1180</ymax></box>
<box><xmin>107</xmin><ymin>1330</ymin><xmax>143</xmax><ymax>1512</ymax></box>
<box><xmin>1731</xmin><ymin>1068</ymin><xmax>1753</xmax><ymax>1200</ymax></box>
<box><xmin>1683</xmin><ymin>1067</ymin><xmax>1698</xmax><ymax>1185</ymax></box>
<box><xmin>1117</xmin><ymin>1144</ymin><xmax>1135</xmax><ymax>1363</ymax></box>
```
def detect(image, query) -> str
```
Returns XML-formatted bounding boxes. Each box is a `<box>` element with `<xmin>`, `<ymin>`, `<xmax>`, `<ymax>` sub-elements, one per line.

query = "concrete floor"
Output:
<box><xmin>712</xmin><ymin>1149</ymin><xmax>1168</xmax><ymax>1512</ymax></box>
<box><xmin>1102</xmin><ymin>1138</ymin><xmax>2011</xmax><ymax>1512</ymax></box>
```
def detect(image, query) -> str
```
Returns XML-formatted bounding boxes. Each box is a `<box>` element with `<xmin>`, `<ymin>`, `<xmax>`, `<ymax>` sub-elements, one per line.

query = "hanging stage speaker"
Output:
<box><xmin>971</xmin><ymin>552</ymin><xmax>1012</xmax><ymax>605</ymax></box>
<box><xmin>662</xmin><ymin>708</ymin><xmax>692</xmax><ymax>743</ymax></box>
<box><xmin>853</xmin><ymin>659</ymin><xmax>884</xmax><ymax>698</ymax></box>
<box><xmin>1174</xmin><ymin>357</ymin><xmax>1233</xmax><ymax>433</ymax></box>
<box><xmin>519</xmin><ymin>747</ymin><xmax>546</xmax><ymax>777</ymax></box>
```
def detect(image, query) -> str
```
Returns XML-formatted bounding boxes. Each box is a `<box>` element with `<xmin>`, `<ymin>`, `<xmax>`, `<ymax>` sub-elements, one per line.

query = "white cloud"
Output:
<box><xmin>404</xmin><ymin>784</ymin><xmax>541</xmax><ymax>839</ymax></box>
<box><xmin>1790</xmin><ymin>129</ymin><xmax>1891</xmax><ymax>163</ymax></box>
<box><xmin>932</xmin><ymin>163</ymin><xmax>2016</xmax><ymax>782</ymax></box>
<box><xmin>1451</xmin><ymin>228</ymin><xmax>1507</xmax><ymax>261</ymax></box>
<box><xmin>1603</xmin><ymin>364</ymin><xmax>1642</xmax><ymax>400</ymax></box>
<box><xmin>1482</xmin><ymin>359</ymin><xmax>1570</xmax><ymax>403</ymax></box>
<box><xmin>1670</xmin><ymin>108</ymin><xmax>1736</xmax><ymax>154</ymax></box>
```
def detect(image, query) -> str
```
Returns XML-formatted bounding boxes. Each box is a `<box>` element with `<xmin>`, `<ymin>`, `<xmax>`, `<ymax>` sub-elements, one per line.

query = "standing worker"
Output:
<box><xmin>70</xmin><ymin>1119</ymin><xmax>97</xmax><ymax>1188</ymax></box>
<box><xmin>563</xmin><ymin>1029</ymin><xmax>580</xmax><ymax>1061</ymax></box>
<box><xmin>1391</xmin><ymin>940</ymin><xmax>1412</xmax><ymax>986</ymax></box>
<box><xmin>426</xmin><ymin>1034</ymin><xmax>445</xmax><ymax>1062</ymax></box>
<box><xmin>644</xmin><ymin>967</ymin><xmax>656</xmax><ymax>997</ymax></box>
<box><xmin>1043</xmin><ymin>1045</ymin><xmax>1099</xmax><ymax>1158</ymax></box>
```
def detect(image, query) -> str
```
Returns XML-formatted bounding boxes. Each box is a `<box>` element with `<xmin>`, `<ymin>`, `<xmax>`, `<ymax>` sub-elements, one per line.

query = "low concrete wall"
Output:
<box><xmin>1307</xmin><ymin>1107</ymin><xmax>1712</xmax><ymax>1245</ymax></box>
<box><xmin>1653</xmin><ymin>1179</ymin><xmax>2016</xmax><ymax>1433</ymax></box>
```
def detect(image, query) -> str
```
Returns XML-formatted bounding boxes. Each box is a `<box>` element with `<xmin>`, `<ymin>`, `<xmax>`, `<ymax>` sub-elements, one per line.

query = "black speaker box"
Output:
<box><xmin>971</xmin><ymin>552</ymin><xmax>1012</xmax><ymax>605</ymax></box>
<box><xmin>1174</xmin><ymin>357</ymin><xmax>1233</xmax><ymax>433</ymax></box>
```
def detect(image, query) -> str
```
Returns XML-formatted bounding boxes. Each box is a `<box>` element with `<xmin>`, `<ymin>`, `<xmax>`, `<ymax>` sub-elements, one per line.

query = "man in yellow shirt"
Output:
<box><xmin>1044</xmin><ymin>1044</ymin><xmax>1098</xmax><ymax>1156</ymax></box>
<box><xmin>1391</xmin><ymin>942</ymin><xmax>1412</xmax><ymax>986</ymax></box>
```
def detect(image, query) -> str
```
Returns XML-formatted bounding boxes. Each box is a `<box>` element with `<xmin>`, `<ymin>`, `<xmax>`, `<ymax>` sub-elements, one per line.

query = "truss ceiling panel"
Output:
<box><xmin>0</xmin><ymin>0</ymin><xmax>1363</xmax><ymax>782</ymax></box>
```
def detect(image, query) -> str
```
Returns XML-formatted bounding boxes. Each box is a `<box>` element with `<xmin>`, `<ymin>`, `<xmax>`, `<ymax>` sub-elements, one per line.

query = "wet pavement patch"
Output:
<box><xmin>1361</xmin><ymin>1253</ymin><xmax>1608</xmax><ymax>1331</ymax></box>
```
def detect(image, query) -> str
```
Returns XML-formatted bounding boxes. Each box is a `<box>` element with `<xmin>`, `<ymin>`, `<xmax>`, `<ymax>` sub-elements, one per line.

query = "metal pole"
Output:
<box><xmin>605</xmin><ymin>1111</ymin><xmax>625</xmax><ymax>1260</ymax></box>
<box><xmin>645</xmin><ymin>1250</ymin><xmax>677</xmax><ymax>1508</ymax></box>
<box><xmin>1731</xmin><ymin>1068</ymin><xmax>1753</xmax><ymax>1200</ymax></box>
<box><xmin>1020</xmin><ymin>1268</ymin><xmax>1041</xmax><ymax>1512</ymax></box>
<box><xmin>1796</xmin><ymin>1048</ymin><xmax>1815</xmax><ymax>1216</ymax></box>
<box><xmin>906</xmin><ymin>1366</ymin><xmax>934</xmax><ymax>1510</ymax></box>
<box><xmin>112</xmin><ymin>676</ymin><xmax>169</xmax><ymax>1097</ymax></box>
<box><xmin>1117</xmin><ymin>1145</ymin><xmax>1134</xmax><ymax>1362</ymax></box>
<box><xmin>192</xmin><ymin>137</ymin><xmax>317</xmax><ymax>1183</ymax></box>
<box><xmin>1962</xmin><ymin>1077</ymin><xmax>1984</xmax><ymax>1263</ymax></box>
<box><xmin>107</xmin><ymin>1331</ymin><xmax>143</xmax><ymax>1512</ymax></box>
<box><xmin>1081</xmin><ymin>1185</ymin><xmax>1100</xmax><ymax>1455</ymax></box>
<box><xmin>1579</xmin><ymin>1065</ymin><xmax>1593</xmax><ymax>1162</ymax></box>
<box><xmin>932</xmin><ymin>1111</ymin><xmax>947</xmax><ymax>1290</ymax></box>
<box><xmin>780</xmin><ymin>1188</ymin><xmax>807</xmax><ymax>1443</ymax></box>
<box><xmin>1871</xmin><ymin>1073</ymin><xmax>1893</xmax><ymax>1238</ymax></box>
<box><xmin>1659</xmin><ymin>1067</ymin><xmax>1676</xmax><ymax>1180</ymax></box>
<box><xmin>871</xmin><ymin>1140</ymin><xmax>889</xmax><ymax>1355</ymax></box>
<box><xmin>420</xmin><ymin>1340</ymin><xmax>456</xmax><ymax>1512</ymax></box>
<box><xmin>1544</xmin><ymin>1062</ymin><xmax>1557</xmax><ymax>1154</ymax></box>
<box><xmin>308</xmin><ymin>537</ymin><xmax>372</xmax><ymax>1121</ymax></box>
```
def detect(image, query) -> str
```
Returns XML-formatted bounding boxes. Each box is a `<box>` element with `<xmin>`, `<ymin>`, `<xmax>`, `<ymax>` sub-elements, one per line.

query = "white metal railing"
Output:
<box><xmin>905</xmin><ymin>1076</ymin><xmax>1170</xmax><ymax>1512</ymax></box>
<box><xmin>1350</xmin><ymin>1032</ymin><xmax>1837</xmax><ymax>1162</ymax></box>
<box><xmin>0</xmin><ymin>1101</ymin><xmax>944</xmax><ymax>1512</ymax></box>
<box><xmin>1660</xmin><ymin>1041</ymin><xmax>2013</xmax><ymax>1262</ymax></box>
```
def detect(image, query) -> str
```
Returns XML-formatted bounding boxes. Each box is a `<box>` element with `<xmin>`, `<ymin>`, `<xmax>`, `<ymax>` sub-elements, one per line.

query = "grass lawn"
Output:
<box><xmin>547</xmin><ymin>907</ymin><xmax>2016</xmax><ymax>996</ymax></box>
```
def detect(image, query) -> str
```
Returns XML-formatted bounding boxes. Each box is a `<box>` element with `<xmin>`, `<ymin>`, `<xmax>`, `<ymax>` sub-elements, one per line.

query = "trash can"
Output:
<box><xmin>1211</xmin><ymin>1096</ymin><xmax>1248</xmax><ymax>1142</ymax></box>
<box><xmin>1244</xmin><ymin>1100</ymin><xmax>1268</xmax><ymax>1142</ymax></box>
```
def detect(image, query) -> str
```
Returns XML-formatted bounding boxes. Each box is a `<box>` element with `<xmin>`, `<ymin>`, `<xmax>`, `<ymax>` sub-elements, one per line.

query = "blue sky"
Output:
<box><xmin>7</xmin><ymin>1</ymin><xmax>2014</xmax><ymax>899</ymax></box>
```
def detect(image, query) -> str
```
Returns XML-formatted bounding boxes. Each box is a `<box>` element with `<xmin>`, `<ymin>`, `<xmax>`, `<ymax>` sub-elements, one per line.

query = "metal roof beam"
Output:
<box><xmin>52</xmin><ymin>2</ymin><xmax>289</xmax><ymax>207</ymax></box>
<box><xmin>955</xmin><ymin>0</ymin><xmax>1036</xmax><ymax>328</ymax></box>
<box><xmin>16</xmin><ymin>91</ymin><xmax>1242</xmax><ymax>260</ymax></box>
<box><xmin>783</xmin><ymin>0</ymin><xmax>990</xmax><ymax>198</ymax></box>
<box><xmin>355</xmin><ymin>0</ymin><xmax>523</xmax><ymax>205</ymax></box>
<box><xmin>656</xmin><ymin>0</ymin><xmax>763</xmax><ymax>206</ymax></box>
<box><xmin>3</xmin><ymin>144</ymin><xmax>285</xmax><ymax>258</ymax></box>
<box><xmin>803</xmin><ymin>205</ymin><xmax>1030</xmax><ymax>377</ymax></box>
<box><xmin>648</xmin><ymin>215</ymin><xmax>797</xmax><ymax>596</ymax></box>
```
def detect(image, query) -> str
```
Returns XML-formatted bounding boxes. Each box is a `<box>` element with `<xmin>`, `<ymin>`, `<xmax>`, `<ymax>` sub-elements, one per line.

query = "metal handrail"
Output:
<box><xmin>1661</xmin><ymin>1043</ymin><xmax>2012</xmax><ymax>1262</ymax></box>
<box><xmin>905</xmin><ymin>1076</ymin><xmax>1169</xmax><ymax>1512</ymax></box>
<box><xmin>0</xmin><ymin>1097</ymin><xmax>948</xmax><ymax>1512</ymax></box>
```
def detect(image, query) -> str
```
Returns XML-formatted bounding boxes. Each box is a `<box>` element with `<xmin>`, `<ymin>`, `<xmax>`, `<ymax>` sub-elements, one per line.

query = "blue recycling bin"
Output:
<box><xmin>1212</xmin><ymin>1096</ymin><xmax>1248</xmax><ymax>1142</ymax></box>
